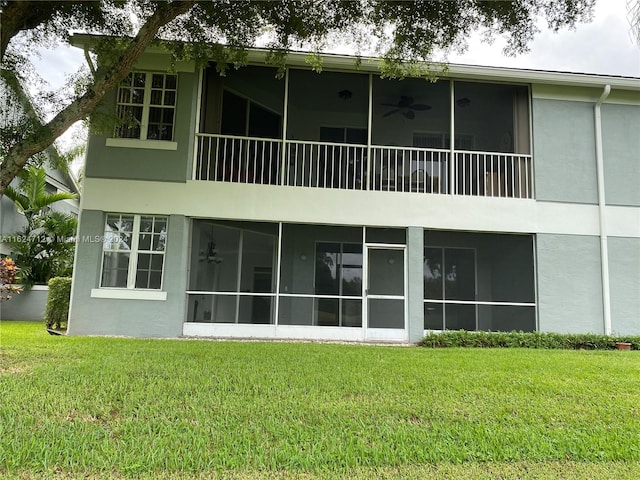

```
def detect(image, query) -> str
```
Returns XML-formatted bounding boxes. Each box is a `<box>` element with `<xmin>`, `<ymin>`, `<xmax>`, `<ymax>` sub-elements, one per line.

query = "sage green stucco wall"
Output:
<box><xmin>532</xmin><ymin>99</ymin><xmax>598</xmax><ymax>204</ymax></box>
<box><xmin>608</xmin><ymin>237</ymin><xmax>640</xmax><ymax>335</ymax></box>
<box><xmin>602</xmin><ymin>104</ymin><xmax>640</xmax><ymax>207</ymax></box>
<box><xmin>406</xmin><ymin>227</ymin><xmax>424</xmax><ymax>343</ymax></box>
<box><xmin>536</xmin><ymin>234</ymin><xmax>604</xmax><ymax>333</ymax></box>
<box><xmin>68</xmin><ymin>210</ymin><xmax>189</xmax><ymax>337</ymax></box>
<box><xmin>85</xmin><ymin>72</ymin><xmax>197</xmax><ymax>183</ymax></box>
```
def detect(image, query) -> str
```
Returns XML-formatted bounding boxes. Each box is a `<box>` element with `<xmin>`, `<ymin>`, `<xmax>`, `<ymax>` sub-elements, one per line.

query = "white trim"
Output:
<box><xmin>31</xmin><ymin>285</ymin><xmax>50</xmax><ymax>291</ymax></box>
<box><xmin>105</xmin><ymin>138</ymin><xmax>178</xmax><ymax>150</ymax></box>
<box><xmin>127</xmin><ymin>216</ymin><xmax>141</xmax><ymax>288</ymax></box>
<box><xmin>277</xmin><ymin>293</ymin><xmax>362</xmax><ymax>300</ymax></box>
<box><xmin>605</xmin><ymin>206</ymin><xmax>640</xmax><ymax>238</ymax></box>
<box><xmin>186</xmin><ymin>290</ymin><xmax>277</xmax><ymax>297</ymax></box>
<box><xmin>423</xmin><ymin>299</ymin><xmax>536</xmax><ymax>307</ymax></box>
<box><xmin>183</xmin><ymin>323</ymin><xmax>367</xmax><ymax>342</ymax></box>
<box><xmin>532</xmin><ymin>84</ymin><xmax>640</xmax><ymax>105</ymax></box>
<box><xmin>90</xmin><ymin>288</ymin><xmax>167</xmax><ymax>301</ymax></box>
<box><xmin>365</xmin><ymin>327</ymin><xmax>408</xmax><ymax>342</ymax></box>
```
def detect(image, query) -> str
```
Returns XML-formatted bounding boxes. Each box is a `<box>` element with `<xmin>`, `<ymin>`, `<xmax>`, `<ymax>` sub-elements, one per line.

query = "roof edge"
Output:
<box><xmin>70</xmin><ymin>33</ymin><xmax>640</xmax><ymax>91</ymax></box>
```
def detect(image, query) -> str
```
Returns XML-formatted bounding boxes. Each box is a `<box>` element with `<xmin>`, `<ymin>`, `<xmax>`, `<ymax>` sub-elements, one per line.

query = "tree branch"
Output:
<box><xmin>0</xmin><ymin>0</ymin><xmax>195</xmax><ymax>195</ymax></box>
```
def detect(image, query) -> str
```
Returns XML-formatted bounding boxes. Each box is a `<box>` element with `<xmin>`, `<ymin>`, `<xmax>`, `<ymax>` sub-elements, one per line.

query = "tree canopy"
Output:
<box><xmin>0</xmin><ymin>0</ymin><xmax>595</xmax><ymax>195</ymax></box>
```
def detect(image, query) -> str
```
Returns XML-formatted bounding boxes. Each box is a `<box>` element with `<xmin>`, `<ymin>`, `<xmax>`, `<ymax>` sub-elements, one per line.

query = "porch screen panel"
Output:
<box><xmin>278</xmin><ymin>224</ymin><xmax>363</xmax><ymax>328</ymax></box>
<box><xmin>278</xmin><ymin>296</ymin><xmax>314</xmax><ymax>326</ymax></box>
<box><xmin>187</xmin><ymin>220</ymin><xmax>277</xmax><ymax>324</ymax></box>
<box><xmin>453</xmin><ymin>83</ymin><xmax>530</xmax><ymax>152</ymax></box>
<box><xmin>286</xmin><ymin>70</ymin><xmax>369</xmax><ymax>142</ymax></box>
<box><xmin>477</xmin><ymin>305</ymin><xmax>536</xmax><ymax>332</ymax></box>
<box><xmin>444</xmin><ymin>249</ymin><xmax>475</xmax><ymax>301</ymax></box>
<box><xmin>220</xmin><ymin>90</ymin><xmax>247</xmax><ymax>136</ymax></box>
<box><xmin>200</xmin><ymin>224</ymin><xmax>239</xmax><ymax>292</ymax></box>
<box><xmin>424</xmin><ymin>231</ymin><xmax>536</xmax><ymax>332</ymax></box>
<box><xmin>368</xmin><ymin>248</ymin><xmax>404</xmax><ymax>296</ymax></box>
<box><xmin>423</xmin><ymin>246</ymin><xmax>476</xmax><ymax>331</ymax></box>
<box><xmin>217</xmin><ymin>65</ymin><xmax>284</xmax><ymax>139</ymax></box>
<box><xmin>424</xmin><ymin>247</ymin><xmax>443</xmax><ymax>299</ymax></box>
<box><xmin>368</xmin><ymin>298</ymin><xmax>404</xmax><ymax>329</ymax></box>
<box><xmin>424</xmin><ymin>302</ymin><xmax>443</xmax><ymax>330</ymax></box>
<box><xmin>371</xmin><ymin>77</ymin><xmax>449</xmax><ymax>148</ymax></box>
<box><xmin>314</xmin><ymin>241</ymin><xmax>363</xmax><ymax>327</ymax></box>
<box><xmin>478</xmin><ymin>234</ymin><xmax>535</xmax><ymax>304</ymax></box>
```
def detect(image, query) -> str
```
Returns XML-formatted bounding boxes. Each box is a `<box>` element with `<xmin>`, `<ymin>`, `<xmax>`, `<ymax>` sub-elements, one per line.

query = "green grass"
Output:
<box><xmin>1</xmin><ymin>321</ymin><xmax>639</xmax><ymax>479</ymax></box>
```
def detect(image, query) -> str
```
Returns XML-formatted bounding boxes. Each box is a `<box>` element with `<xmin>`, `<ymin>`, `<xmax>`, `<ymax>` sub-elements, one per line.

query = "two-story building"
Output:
<box><xmin>67</xmin><ymin>35</ymin><xmax>640</xmax><ymax>341</ymax></box>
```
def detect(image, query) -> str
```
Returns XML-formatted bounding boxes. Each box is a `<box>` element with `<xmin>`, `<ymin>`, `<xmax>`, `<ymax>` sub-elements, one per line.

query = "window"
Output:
<box><xmin>319</xmin><ymin>127</ymin><xmax>367</xmax><ymax>145</ymax></box>
<box><xmin>221</xmin><ymin>89</ymin><xmax>282</xmax><ymax>139</ymax></box>
<box><xmin>101</xmin><ymin>214</ymin><xmax>167</xmax><ymax>290</ymax></box>
<box><xmin>116</xmin><ymin>72</ymin><xmax>177</xmax><ymax>141</ymax></box>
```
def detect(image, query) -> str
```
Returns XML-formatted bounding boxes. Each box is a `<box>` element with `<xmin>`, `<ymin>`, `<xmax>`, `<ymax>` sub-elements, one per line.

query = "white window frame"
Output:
<box><xmin>97</xmin><ymin>213</ymin><xmax>168</xmax><ymax>292</ymax></box>
<box><xmin>114</xmin><ymin>71</ymin><xmax>178</xmax><ymax>141</ymax></box>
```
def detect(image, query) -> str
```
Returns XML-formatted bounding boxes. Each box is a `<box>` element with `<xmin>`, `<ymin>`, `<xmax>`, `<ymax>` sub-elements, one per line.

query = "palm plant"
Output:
<box><xmin>4</xmin><ymin>166</ymin><xmax>76</xmax><ymax>228</ymax></box>
<box><xmin>4</xmin><ymin>166</ymin><xmax>78</xmax><ymax>287</ymax></box>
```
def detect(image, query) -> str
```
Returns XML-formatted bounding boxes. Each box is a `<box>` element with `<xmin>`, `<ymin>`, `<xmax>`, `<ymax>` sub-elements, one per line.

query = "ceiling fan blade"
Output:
<box><xmin>410</xmin><ymin>104</ymin><xmax>432</xmax><ymax>111</ymax></box>
<box><xmin>403</xmin><ymin>110</ymin><xmax>415</xmax><ymax>120</ymax></box>
<box><xmin>383</xmin><ymin>108</ymin><xmax>400</xmax><ymax>117</ymax></box>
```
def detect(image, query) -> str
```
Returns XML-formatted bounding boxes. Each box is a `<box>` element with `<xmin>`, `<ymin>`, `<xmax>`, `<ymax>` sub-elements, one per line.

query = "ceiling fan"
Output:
<box><xmin>382</xmin><ymin>96</ymin><xmax>431</xmax><ymax>119</ymax></box>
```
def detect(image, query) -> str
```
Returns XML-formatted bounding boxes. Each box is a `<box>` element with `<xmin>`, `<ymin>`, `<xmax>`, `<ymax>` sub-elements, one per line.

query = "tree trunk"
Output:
<box><xmin>0</xmin><ymin>0</ymin><xmax>195</xmax><ymax>196</ymax></box>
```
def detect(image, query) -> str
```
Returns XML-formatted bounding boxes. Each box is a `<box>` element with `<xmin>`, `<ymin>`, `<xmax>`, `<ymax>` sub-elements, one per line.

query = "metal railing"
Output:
<box><xmin>195</xmin><ymin>133</ymin><xmax>282</xmax><ymax>185</ymax></box>
<box><xmin>453</xmin><ymin>151</ymin><xmax>533</xmax><ymax>199</ymax></box>
<box><xmin>194</xmin><ymin>134</ymin><xmax>534</xmax><ymax>199</ymax></box>
<box><xmin>369</xmin><ymin>146</ymin><xmax>450</xmax><ymax>194</ymax></box>
<box><xmin>284</xmin><ymin>140</ymin><xmax>367</xmax><ymax>190</ymax></box>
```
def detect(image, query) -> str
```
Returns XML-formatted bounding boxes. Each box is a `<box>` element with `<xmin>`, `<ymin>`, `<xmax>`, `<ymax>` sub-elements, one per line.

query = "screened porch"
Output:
<box><xmin>184</xmin><ymin>220</ymin><xmax>537</xmax><ymax>339</ymax></box>
<box><xmin>194</xmin><ymin>66</ymin><xmax>533</xmax><ymax>199</ymax></box>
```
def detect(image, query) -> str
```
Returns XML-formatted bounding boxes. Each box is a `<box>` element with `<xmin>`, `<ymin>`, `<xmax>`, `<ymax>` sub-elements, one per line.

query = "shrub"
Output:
<box><xmin>44</xmin><ymin>277</ymin><xmax>72</xmax><ymax>330</ymax></box>
<box><xmin>421</xmin><ymin>330</ymin><xmax>640</xmax><ymax>350</ymax></box>
<box><xmin>0</xmin><ymin>257</ymin><xmax>22</xmax><ymax>301</ymax></box>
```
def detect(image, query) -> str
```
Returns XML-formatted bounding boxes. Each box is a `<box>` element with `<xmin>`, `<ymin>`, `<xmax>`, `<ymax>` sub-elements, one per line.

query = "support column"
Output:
<box><xmin>407</xmin><ymin>226</ymin><xmax>424</xmax><ymax>343</ymax></box>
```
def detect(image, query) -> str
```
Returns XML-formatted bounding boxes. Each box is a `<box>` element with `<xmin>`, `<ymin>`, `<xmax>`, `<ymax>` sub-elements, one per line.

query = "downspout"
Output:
<box><xmin>594</xmin><ymin>84</ymin><xmax>611</xmax><ymax>335</ymax></box>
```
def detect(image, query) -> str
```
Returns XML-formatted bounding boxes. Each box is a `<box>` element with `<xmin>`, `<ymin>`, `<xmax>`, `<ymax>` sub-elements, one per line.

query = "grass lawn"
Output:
<box><xmin>1</xmin><ymin>321</ymin><xmax>639</xmax><ymax>479</ymax></box>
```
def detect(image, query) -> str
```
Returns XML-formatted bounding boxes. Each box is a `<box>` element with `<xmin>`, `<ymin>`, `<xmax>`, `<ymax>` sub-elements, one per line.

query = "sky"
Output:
<box><xmin>443</xmin><ymin>0</ymin><xmax>640</xmax><ymax>76</ymax></box>
<box><xmin>34</xmin><ymin>0</ymin><xmax>639</xmax><ymax>88</ymax></box>
<box><xmin>27</xmin><ymin>0</ymin><xmax>640</xmax><ymax>166</ymax></box>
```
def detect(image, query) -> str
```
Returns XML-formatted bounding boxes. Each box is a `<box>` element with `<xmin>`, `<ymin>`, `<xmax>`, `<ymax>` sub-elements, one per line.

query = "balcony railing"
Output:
<box><xmin>454</xmin><ymin>151</ymin><xmax>533</xmax><ymax>199</ymax></box>
<box><xmin>285</xmin><ymin>140</ymin><xmax>368</xmax><ymax>190</ymax></box>
<box><xmin>195</xmin><ymin>134</ymin><xmax>282</xmax><ymax>184</ymax></box>
<box><xmin>369</xmin><ymin>146</ymin><xmax>450</xmax><ymax>194</ymax></box>
<box><xmin>194</xmin><ymin>133</ymin><xmax>534</xmax><ymax>199</ymax></box>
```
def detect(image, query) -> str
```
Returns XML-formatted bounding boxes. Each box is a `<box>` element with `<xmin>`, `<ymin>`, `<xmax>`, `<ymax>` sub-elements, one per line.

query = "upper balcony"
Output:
<box><xmin>193</xmin><ymin>66</ymin><xmax>533</xmax><ymax>199</ymax></box>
